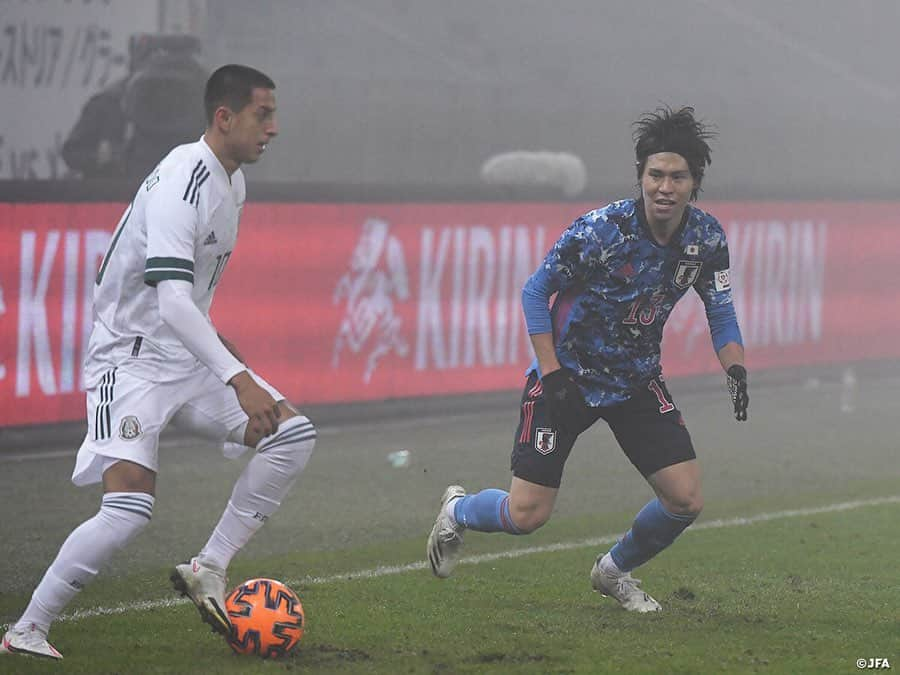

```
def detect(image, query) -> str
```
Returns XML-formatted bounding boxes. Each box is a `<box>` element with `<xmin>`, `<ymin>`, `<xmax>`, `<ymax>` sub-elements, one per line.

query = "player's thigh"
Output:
<box><xmin>510</xmin><ymin>372</ymin><xmax>599</xmax><ymax>489</ymax></box>
<box><xmin>604</xmin><ymin>376</ymin><xmax>696</xmax><ymax>480</ymax></box>
<box><xmin>102</xmin><ymin>458</ymin><xmax>157</xmax><ymax>494</ymax></box>
<box><xmin>172</xmin><ymin>368</ymin><xmax>287</xmax><ymax>448</ymax></box>
<box><xmin>73</xmin><ymin>368</ymin><xmax>190</xmax><ymax>486</ymax></box>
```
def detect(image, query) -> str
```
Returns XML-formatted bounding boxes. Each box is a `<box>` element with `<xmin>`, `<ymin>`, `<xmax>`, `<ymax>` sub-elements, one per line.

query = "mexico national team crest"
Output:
<box><xmin>119</xmin><ymin>416</ymin><xmax>142</xmax><ymax>440</ymax></box>
<box><xmin>535</xmin><ymin>428</ymin><xmax>557</xmax><ymax>455</ymax></box>
<box><xmin>673</xmin><ymin>260</ymin><xmax>702</xmax><ymax>289</ymax></box>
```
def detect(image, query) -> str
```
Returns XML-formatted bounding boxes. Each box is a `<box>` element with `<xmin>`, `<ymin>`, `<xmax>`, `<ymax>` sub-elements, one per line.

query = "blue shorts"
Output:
<box><xmin>510</xmin><ymin>372</ymin><xmax>696</xmax><ymax>488</ymax></box>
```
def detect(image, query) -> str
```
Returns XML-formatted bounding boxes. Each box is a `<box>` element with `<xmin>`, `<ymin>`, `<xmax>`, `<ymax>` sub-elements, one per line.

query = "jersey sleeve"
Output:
<box><xmin>522</xmin><ymin>213</ymin><xmax>608</xmax><ymax>335</ymax></box>
<box><xmin>157</xmin><ymin>280</ymin><xmax>245</xmax><ymax>383</ymax></box>
<box><xmin>544</xmin><ymin>213</ymin><xmax>609</xmax><ymax>287</ymax></box>
<box><xmin>694</xmin><ymin>230</ymin><xmax>743</xmax><ymax>351</ymax></box>
<box><xmin>143</xmin><ymin>164</ymin><xmax>199</xmax><ymax>286</ymax></box>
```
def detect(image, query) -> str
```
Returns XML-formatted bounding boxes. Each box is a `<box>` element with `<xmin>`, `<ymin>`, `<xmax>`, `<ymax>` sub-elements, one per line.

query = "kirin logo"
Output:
<box><xmin>332</xmin><ymin>218</ymin><xmax>410</xmax><ymax>382</ymax></box>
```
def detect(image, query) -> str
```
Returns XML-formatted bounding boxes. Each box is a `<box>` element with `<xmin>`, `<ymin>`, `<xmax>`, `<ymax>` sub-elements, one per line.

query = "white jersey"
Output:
<box><xmin>85</xmin><ymin>136</ymin><xmax>246</xmax><ymax>386</ymax></box>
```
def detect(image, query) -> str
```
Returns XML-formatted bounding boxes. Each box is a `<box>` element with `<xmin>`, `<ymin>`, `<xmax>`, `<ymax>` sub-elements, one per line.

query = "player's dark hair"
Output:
<box><xmin>204</xmin><ymin>64</ymin><xmax>275</xmax><ymax>125</ymax></box>
<box><xmin>633</xmin><ymin>106</ymin><xmax>715</xmax><ymax>200</ymax></box>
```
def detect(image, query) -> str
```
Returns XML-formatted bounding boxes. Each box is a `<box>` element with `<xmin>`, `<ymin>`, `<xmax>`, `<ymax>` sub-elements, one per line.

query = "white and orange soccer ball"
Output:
<box><xmin>224</xmin><ymin>578</ymin><xmax>305</xmax><ymax>658</ymax></box>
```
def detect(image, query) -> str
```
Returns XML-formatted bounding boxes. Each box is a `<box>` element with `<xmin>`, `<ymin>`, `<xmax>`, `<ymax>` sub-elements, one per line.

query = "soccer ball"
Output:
<box><xmin>224</xmin><ymin>578</ymin><xmax>305</xmax><ymax>658</ymax></box>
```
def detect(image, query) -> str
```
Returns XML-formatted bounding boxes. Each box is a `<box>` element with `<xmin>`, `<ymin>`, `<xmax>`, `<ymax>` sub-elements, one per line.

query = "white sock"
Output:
<box><xmin>443</xmin><ymin>495</ymin><xmax>461</xmax><ymax>526</ymax></box>
<box><xmin>599</xmin><ymin>552</ymin><xmax>623</xmax><ymax>576</ymax></box>
<box><xmin>15</xmin><ymin>492</ymin><xmax>153</xmax><ymax>633</ymax></box>
<box><xmin>200</xmin><ymin>416</ymin><xmax>316</xmax><ymax>570</ymax></box>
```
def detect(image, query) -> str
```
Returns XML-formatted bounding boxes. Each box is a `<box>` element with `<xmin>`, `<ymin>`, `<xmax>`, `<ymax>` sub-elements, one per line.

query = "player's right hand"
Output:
<box><xmin>540</xmin><ymin>367</ymin><xmax>588</xmax><ymax>430</ymax></box>
<box><xmin>229</xmin><ymin>371</ymin><xmax>281</xmax><ymax>437</ymax></box>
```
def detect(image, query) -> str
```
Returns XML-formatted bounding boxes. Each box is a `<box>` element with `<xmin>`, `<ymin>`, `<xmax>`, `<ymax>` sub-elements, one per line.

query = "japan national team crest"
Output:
<box><xmin>535</xmin><ymin>427</ymin><xmax>557</xmax><ymax>455</ymax></box>
<box><xmin>119</xmin><ymin>416</ymin><xmax>142</xmax><ymax>440</ymax></box>
<box><xmin>673</xmin><ymin>260</ymin><xmax>702</xmax><ymax>289</ymax></box>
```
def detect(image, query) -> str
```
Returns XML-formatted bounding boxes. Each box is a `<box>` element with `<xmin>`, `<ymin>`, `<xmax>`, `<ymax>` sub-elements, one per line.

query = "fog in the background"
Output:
<box><xmin>202</xmin><ymin>1</ymin><xmax>900</xmax><ymax>198</ymax></box>
<box><xmin>4</xmin><ymin>0</ymin><xmax>900</xmax><ymax>198</ymax></box>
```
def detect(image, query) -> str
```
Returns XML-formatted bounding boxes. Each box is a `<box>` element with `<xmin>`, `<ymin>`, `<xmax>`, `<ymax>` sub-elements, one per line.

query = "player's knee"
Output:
<box><xmin>257</xmin><ymin>415</ymin><xmax>316</xmax><ymax>475</ymax></box>
<box><xmin>661</xmin><ymin>492</ymin><xmax>703</xmax><ymax>518</ymax></box>
<box><xmin>509</xmin><ymin>500</ymin><xmax>552</xmax><ymax>534</ymax></box>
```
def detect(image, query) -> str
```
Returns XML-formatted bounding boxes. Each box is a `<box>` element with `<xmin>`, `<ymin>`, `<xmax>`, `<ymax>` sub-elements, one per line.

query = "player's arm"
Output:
<box><xmin>144</xmin><ymin>167</ymin><xmax>279</xmax><ymax>437</ymax></box>
<box><xmin>522</xmin><ymin>261</ymin><xmax>562</xmax><ymax>376</ymax></box>
<box><xmin>156</xmin><ymin>280</ymin><xmax>244</xmax><ymax>381</ymax></box>
<box><xmin>155</xmin><ymin>281</ymin><xmax>279</xmax><ymax>436</ymax></box>
<box><xmin>529</xmin><ymin>333</ymin><xmax>561</xmax><ymax>375</ymax></box>
<box><xmin>522</xmin><ymin>215</ymin><xmax>601</xmax><ymax>374</ymax></box>
<box><xmin>694</xmin><ymin>237</ymin><xmax>749</xmax><ymax>421</ymax></box>
<box><xmin>524</xmin><ymin>269</ymin><xmax>579</xmax><ymax>425</ymax></box>
<box><xmin>716</xmin><ymin>341</ymin><xmax>744</xmax><ymax>372</ymax></box>
<box><xmin>522</xmin><ymin>215</ymin><xmax>600</xmax><ymax>420</ymax></box>
<box><xmin>218</xmin><ymin>333</ymin><xmax>245</xmax><ymax>363</ymax></box>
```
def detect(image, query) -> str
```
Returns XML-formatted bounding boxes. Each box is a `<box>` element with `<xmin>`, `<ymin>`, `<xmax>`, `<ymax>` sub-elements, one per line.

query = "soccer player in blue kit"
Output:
<box><xmin>427</xmin><ymin>106</ymin><xmax>749</xmax><ymax>612</ymax></box>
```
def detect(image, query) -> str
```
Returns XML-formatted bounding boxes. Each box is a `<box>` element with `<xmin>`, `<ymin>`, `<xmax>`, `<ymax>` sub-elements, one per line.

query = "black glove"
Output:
<box><xmin>541</xmin><ymin>368</ymin><xmax>586</xmax><ymax>430</ymax></box>
<box><xmin>726</xmin><ymin>364</ymin><xmax>749</xmax><ymax>421</ymax></box>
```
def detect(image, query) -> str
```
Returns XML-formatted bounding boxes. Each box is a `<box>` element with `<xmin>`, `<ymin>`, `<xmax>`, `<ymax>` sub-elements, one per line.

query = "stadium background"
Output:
<box><xmin>1</xmin><ymin>3</ymin><xmax>899</xmax><ymax>670</ymax></box>
<box><xmin>3</xmin><ymin>0</ymin><xmax>900</xmax><ymax>428</ymax></box>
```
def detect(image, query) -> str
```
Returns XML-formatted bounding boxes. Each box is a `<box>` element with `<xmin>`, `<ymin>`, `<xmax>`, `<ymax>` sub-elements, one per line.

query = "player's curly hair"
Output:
<box><xmin>633</xmin><ymin>106</ymin><xmax>716</xmax><ymax>200</ymax></box>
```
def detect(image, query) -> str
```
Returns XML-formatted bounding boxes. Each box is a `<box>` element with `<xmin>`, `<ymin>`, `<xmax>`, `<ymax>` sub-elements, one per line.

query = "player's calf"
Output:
<box><xmin>6</xmin><ymin>490</ymin><xmax>153</xmax><ymax>656</ymax></box>
<box><xmin>198</xmin><ymin>416</ymin><xmax>317</xmax><ymax>572</ymax></box>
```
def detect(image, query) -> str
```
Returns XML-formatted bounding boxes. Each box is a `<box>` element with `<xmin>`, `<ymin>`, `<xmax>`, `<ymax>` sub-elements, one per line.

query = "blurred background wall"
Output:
<box><xmin>202</xmin><ymin>1</ymin><xmax>900</xmax><ymax>199</ymax></box>
<box><xmin>3</xmin><ymin>0</ymin><xmax>900</xmax><ymax>198</ymax></box>
<box><xmin>3</xmin><ymin>0</ymin><xmax>900</xmax><ymax>428</ymax></box>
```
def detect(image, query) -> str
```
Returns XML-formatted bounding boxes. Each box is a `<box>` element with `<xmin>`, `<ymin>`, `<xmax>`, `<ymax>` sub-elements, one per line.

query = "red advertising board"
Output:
<box><xmin>2</xmin><ymin>200</ymin><xmax>898</xmax><ymax>427</ymax></box>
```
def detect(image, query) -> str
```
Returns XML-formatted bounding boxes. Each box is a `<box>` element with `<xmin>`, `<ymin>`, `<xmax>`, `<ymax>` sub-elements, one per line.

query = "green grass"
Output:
<box><xmin>3</xmin><ymin>494</ymin><xmax>897</xmax><ymax>674</ymax></box>
<box><xmin>4</xmin><ymin>372</ymin><xmax>898</xmax><ymax>672</ymax></box>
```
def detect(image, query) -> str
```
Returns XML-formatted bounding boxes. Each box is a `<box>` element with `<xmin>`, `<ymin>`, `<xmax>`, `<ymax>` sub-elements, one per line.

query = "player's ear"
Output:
<box><xmin>212</xmin><ymin>106</ymin><xmax>233</xmax><ymax>132</ymax></box>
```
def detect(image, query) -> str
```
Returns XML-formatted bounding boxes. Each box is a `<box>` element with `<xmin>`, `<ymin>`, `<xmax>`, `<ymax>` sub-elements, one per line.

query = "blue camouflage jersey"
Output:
<box><xmin>523</xmin><ymin>198</ymin><xmax>742</xmax><ymax>406</ymax></box>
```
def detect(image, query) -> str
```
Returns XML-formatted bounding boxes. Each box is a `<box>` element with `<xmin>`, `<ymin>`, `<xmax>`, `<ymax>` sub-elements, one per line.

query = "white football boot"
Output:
<box><xmin>1</xmin><ymin>624</ymin><xmax>63</xmax><ymax>660</ymax></box>
<box><xmin>591</xmin><ymin>553</ymin><xmax>662</xmax><ymax>613</ymax></box>
<box><xmin>427</xmin><ymin>485</ymin><xmax>466</xmax><ymax>578</ymax></box>
<box><xmin>171</xmin><ymin>557</ymin><xmax>232</xmax><ymax>636</ymax></box>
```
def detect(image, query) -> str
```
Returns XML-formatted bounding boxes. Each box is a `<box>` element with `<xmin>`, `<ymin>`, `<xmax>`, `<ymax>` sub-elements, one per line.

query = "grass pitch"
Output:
<box><xmin>1</xmin><ymin>494</ymin><xmax>897</xmax><ymax>674</ymax></box>
<box><xmin>1</xmin><ymin>367</ymin><xmax>897</xmax><ymax>673</ymax></box>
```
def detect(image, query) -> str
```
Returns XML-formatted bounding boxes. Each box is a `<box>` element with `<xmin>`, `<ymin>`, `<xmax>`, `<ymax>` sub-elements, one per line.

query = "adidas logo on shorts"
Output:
<box><xmin>203</xmin><ymin>231</ymin><xmax>218</xmax><ymax>245</ymax></box>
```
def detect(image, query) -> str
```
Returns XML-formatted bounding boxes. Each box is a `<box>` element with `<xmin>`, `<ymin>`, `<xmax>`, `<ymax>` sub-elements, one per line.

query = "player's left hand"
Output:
<box><xmin>726</xmin><ymin>364</ymin><xmax>749</xmax><ymax>421</ymax></box>
<box><xmin>229</xmin><ymin>371</ymin><xmax>281</xmax><ymax>438</ymax></box>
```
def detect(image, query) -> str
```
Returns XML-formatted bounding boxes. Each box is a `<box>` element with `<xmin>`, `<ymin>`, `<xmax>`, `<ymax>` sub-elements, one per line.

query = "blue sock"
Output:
<box><xmin>609</xmin><ymin>498</ymin><xmax>696</xmax><ymax>572</ymax></box>
<box><xmin>453</xmin><ymin>489</ymin><xmax>522</xmax><ymax>534</ymax></box>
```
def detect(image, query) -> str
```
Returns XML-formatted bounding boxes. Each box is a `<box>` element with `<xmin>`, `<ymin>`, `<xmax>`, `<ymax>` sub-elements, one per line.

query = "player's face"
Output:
<box><xmin>227</xmin><ymin>87</ymin><xmax>278</xmax><ymax>165</ymax></box>
<box><xmin>640</xmin><ymin>153</ymin><xmax>697</xmax><ymax>230</ymax></box>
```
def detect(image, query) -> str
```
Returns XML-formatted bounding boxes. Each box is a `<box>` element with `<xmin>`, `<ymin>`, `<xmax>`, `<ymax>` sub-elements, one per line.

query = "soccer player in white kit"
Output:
<box><xmin>1</xmin><ymin>65</ymin><xmax>316</xmax><ymax>660</ymax></box>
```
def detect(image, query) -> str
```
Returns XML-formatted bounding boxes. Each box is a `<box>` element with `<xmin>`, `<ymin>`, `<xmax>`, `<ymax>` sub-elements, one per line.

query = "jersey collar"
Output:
<box><xmin>634</xmin><ymin>198</ymin><xmax>691</xmax><ymax>249</ymax></box>
<box><xmin>197</xmin><ymin>136</ymin><xmax>233</xmax><ymax>188</ymax></box>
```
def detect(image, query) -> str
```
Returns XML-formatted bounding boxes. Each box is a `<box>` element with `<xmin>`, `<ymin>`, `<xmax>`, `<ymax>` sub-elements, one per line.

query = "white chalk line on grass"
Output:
<box><xmin>7</xmin><ymin>494</ymin><xmax>899</xmax><ymax>628</ymax></box>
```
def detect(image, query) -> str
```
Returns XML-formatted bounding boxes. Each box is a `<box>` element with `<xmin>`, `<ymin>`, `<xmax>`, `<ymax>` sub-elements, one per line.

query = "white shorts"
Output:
<box><xmin>72</xmin><ymin>366</ymin><xmax>284</xmax><ymax>486</ymax></box>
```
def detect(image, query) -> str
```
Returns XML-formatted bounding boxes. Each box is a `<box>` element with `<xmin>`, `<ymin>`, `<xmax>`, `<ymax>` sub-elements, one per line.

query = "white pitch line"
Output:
<box><xmin>4</xmin><ymin>495</ymin><xmax>897</xmax><ymax>630</ymax></box>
